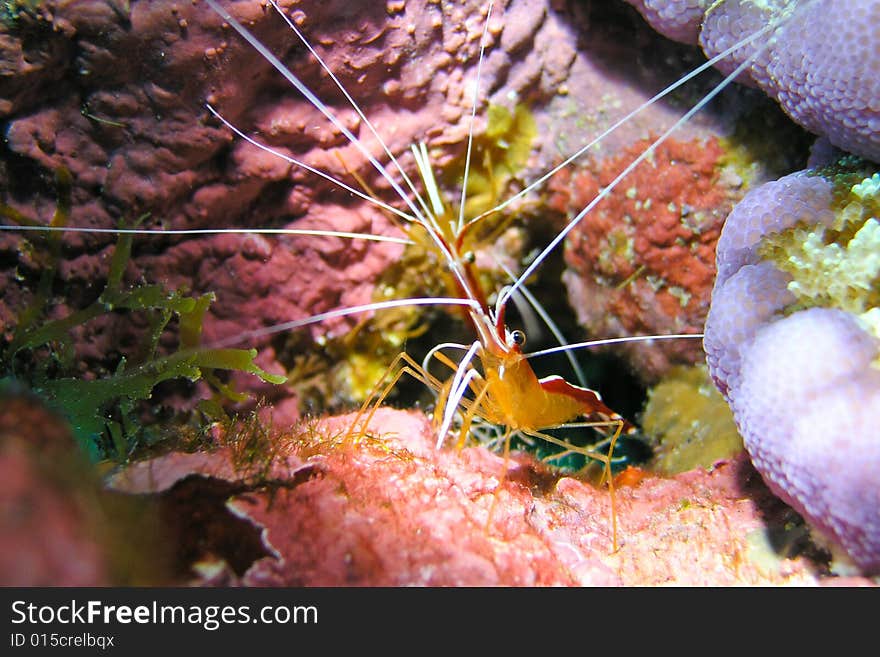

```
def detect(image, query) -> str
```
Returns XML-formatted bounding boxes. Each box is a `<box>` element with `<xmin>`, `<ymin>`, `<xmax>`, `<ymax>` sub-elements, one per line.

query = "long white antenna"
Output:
<box><xmin>204</xmin><ymin>0</ymin><xmax>427</xmax><ymax>228</ymax></box>
<box><xmin>456</xmin><ymin>0</ymin><xmax>495</xmax><ymax>234</ymax></box>
<box><xmin>0</xmin><ymin>224</ymin><xmax>412</xmax><ymax>245</ymax></box>
<box><xmin>525</xmin><ymin>333</ymin><xmax>704</xmax><ymax>360</ymax></box>
<box><xmin>265</xmin><ymin>0</ymin><xmax>435</xmax><ymax>224</ymax></box>
<box><xmin>499</xmin><ymin>13</ymin><xmax>791</xmax><ymax>311</ymax></box>
<box><xmin>204</xmin><ymin>0</ymin><xmax>480</xmax><ymax>304</ymax></box>
<box><xmin>206</xmin><ymin>104</ymin><xmax>418</xmax><ymax>225</ymax></box>
<box><xmin>412</xmin><ymin>142</ymin><xmax>447</xmax><ymax>221</ymax></box>
<box><xmin>468</xmin><ymin>12</ymin><xmax>787</xmax><ymax>227</ymax></box>
<box><xmin>208</xmin><ymin>296</ymin><xmax>481</xmax><ymax>349</ymax></box>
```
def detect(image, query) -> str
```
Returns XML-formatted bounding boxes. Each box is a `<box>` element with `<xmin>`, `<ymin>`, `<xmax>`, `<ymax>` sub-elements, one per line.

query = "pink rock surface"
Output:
<box><xmin>0</xmin><ymin>391</ymin><xmax>180</xmax><ymax>585</ymax></box>
<box><xmin>0</xmin><ymin>440</ymin><xmax>109</xmax><ymax>586</ymax></box>
<box><xmin>108</xmin><ymin>408</ymin><xmax>875</xmax><ymax>586</ymax></box>
<box><xmin>0</xmin><ymin>393</ymin><xmax>109</xmax><ymax>586</ymax></box>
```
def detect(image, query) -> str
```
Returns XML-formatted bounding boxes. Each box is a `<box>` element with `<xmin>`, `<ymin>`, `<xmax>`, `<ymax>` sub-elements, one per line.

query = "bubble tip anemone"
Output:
<box><xmin>706</xmin><ymin>158</ymin><xmax>880</xmax><ymax>575</ymax></box>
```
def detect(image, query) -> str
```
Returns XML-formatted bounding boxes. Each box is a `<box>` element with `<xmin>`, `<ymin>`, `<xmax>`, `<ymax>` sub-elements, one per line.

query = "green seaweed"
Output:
<box><xmin>2</xmin><ymin>191</ymin><xmax>285</xmax><ymax>462</ymax></box>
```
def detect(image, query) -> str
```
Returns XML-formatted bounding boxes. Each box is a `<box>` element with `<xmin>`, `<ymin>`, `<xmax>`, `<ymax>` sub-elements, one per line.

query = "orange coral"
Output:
<box><xmin>549</xmin><ymin>136</ymin><xmax>739</xmax><ymax>382</ymax></box>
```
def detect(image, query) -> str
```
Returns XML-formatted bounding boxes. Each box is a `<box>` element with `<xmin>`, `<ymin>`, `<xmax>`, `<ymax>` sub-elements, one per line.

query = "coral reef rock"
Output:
<box><xmin>555</xmin><ymin>137</ymin><xmax>741</xmax><ymax>382</ymax></box>
<box><xmin>109</xmin><ymin>408</ymin><xmax>876</xmax><ymax>585</ymax></box>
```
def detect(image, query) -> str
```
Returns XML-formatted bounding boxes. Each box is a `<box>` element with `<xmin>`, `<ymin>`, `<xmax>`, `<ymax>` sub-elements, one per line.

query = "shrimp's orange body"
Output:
<box><xmin>463</xmin><ymin>299</ymin><xmax>636</xmax><ymax>439</ymax></box>
<box><xmin>478</xmin><ymin>341</ymin><xmax>634</xmax><ymax>434</ymax></box>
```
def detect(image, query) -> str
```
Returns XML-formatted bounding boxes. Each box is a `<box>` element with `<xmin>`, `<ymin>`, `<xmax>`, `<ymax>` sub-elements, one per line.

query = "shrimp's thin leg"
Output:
<box><xmin>346</xmin><ymin>352</ymin><xmax>442</xmax><ymax>441</ymax></box>
<box><xmin>443</xmin><ymin>372</ymin><xmax>491</xmax><ymax>451</ymax></box>
<box><xmin>523</xmin><ymin>419</ymin><xmax>625</xmax><ymax>551</ymax></box>
<box><xmin>348</xmin><ymin>346</ymin><xmax>484</xmax><ymax>444</ymax></box>
<box><xmin>484</xmin><ymin>425</ymin><xmax>512</xmax><ymax>532</ymax></box>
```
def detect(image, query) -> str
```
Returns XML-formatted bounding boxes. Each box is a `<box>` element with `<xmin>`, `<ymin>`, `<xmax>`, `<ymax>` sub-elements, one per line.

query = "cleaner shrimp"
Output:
<box><xmin>196</xmin><ymin>0</ymin><xmax>793</xmax><ymax>548</ymax></box>
<box><xmin>0</xmin><ymin>1</ymin><xmax>806</xmax><ymax>547</ymax></box>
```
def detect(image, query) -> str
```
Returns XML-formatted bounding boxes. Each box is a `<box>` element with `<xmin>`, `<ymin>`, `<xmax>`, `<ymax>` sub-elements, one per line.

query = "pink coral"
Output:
<box><xmin>2</xmin><ymin>0</ymin><xmax>500</xmax><ymax>414</ymax></box>
<box><xmin>108</xmin><ymin>408</ymin><xmax>871</xmax><ymax>585</ymax></box>
<box><xmin>702</xmin><ymin>261</ymin><xmax>794</xmax><ymax>398</ymax></box>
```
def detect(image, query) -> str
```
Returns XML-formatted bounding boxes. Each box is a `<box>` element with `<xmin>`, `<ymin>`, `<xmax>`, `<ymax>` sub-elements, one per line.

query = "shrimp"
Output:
<box><xmin>0</xmin><ymin>0</ymin><xmax>800</xmax><ymax>551</ymax></box>
<box><xmin>193</xmin><ymin>0</ymin><xmax>806</xmax><ymax>549</ymax></box>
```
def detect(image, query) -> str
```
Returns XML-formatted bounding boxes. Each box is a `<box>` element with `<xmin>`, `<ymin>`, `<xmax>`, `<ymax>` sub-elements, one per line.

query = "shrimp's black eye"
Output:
<box><xmin>510</xmin><ymin>330</ymin><xmax>526</xmax><ymax>347</ymax></box>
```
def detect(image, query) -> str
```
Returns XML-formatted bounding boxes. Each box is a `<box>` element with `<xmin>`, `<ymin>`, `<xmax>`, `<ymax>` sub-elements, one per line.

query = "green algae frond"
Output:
<box><xmin>2</xmin><ymin>195</ymin><xmax>284</xmax><ymax>461</ymax></box>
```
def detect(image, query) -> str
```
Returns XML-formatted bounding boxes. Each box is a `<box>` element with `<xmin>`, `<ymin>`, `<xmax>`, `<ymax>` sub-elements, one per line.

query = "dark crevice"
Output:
<box><xmin>156</xmin><ymin>468</ymin><xmax>320</xmax><ymax>579</ymax></box>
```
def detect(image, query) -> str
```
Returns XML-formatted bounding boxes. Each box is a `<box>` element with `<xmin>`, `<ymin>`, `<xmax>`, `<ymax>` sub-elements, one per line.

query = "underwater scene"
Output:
<box><xmin>0</xmin><ymin>0</ymin><xmax>877</xmax><ymax>586</ymax></box>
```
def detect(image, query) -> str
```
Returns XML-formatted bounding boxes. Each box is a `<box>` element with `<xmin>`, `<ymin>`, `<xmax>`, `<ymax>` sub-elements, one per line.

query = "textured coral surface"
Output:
<box><xmin>623</xmin><ymin>0</ymin><xmax>709</xmax><ymax>44</ymax></box>
<box><xmin>734</xmin><ymin>309</ymin><xmax>880</xmax><ymax>574</ymax></box>
<box><xmin>105</xmin><ymin>408</ymin><xmax>874</xmax><ymax>586</ymax></box>
<box><xmin>553</xmin><ymin>137</ymin><xmax>739</xmax><ymax>382</ymax></box>
<box><xmin>713</xmin><ymin>0</ymin><xmax>880</xmax><ymax>162</ymax></box>
<box><xmin>628</xmin><ymin>0</ymin><xmax>880</xmax><ymax>161</ymax></box>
